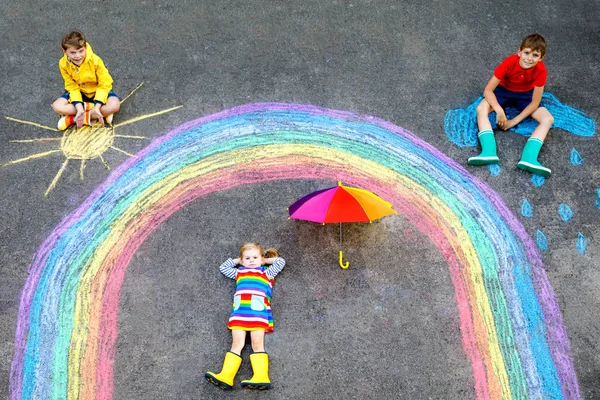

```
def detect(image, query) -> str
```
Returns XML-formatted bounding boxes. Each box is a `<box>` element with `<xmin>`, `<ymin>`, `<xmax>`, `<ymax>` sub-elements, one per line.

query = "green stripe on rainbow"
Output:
<box><xmin>10</xmin><ymin>103</ymin><xmax>579</xmax><ymax>399</ymax></box>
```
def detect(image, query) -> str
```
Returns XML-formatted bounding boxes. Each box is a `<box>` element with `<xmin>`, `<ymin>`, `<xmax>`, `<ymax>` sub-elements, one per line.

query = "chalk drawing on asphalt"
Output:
<box><xmin>2</xmin><ymin>82</ymin><xmax>182</xmax><ymax>196</ymax></box>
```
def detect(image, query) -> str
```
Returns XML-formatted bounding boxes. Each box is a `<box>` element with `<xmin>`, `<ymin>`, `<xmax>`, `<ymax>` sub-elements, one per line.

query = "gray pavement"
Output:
<box><xmin>0</xmin><ymin>1</ymin><xmax>598</xmax><ymax>399</ymax></box>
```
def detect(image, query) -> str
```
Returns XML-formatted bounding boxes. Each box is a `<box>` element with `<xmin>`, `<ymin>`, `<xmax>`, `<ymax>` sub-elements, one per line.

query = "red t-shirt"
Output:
<box><xmin>493</xmin><ymin>54</ymin><xmax>547</xmax><ymax>92</ymax></box>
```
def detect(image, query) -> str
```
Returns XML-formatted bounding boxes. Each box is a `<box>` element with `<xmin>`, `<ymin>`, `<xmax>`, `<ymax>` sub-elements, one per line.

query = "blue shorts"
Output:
<box><xmin>494</xmin><ymin>86</ymin><xmax>533</xmax><ymax>112</ymax></box>
<box><xmin>59</xmin><ymin>90</ymin><xmax>119</xmax><ymax>104</ymax></box>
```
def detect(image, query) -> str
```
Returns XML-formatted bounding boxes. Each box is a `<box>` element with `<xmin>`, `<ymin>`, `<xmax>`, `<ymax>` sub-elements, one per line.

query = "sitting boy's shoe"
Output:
<box><xmin>467</xmin><ymin>129</ymin><xmax>499</xmax><ymax>165</ymax></box>
<box><xmin>517</xmin><ymin>137</ymin><xmax>551</xmax><ymax>177</ymax></box>
<box><xmin>517</xmin><ymin>159</ymin><xmax>551</xmax><ymax>177</ymax></box>
<box><xmin>106</xmin><ymin>113</ymin><xmax>114</xmax><ymax>125</ymax></box>
<box><xmin>58</xmin><ymin>115</ymin><xmax>75</xmax><ymax>130</ymax></box>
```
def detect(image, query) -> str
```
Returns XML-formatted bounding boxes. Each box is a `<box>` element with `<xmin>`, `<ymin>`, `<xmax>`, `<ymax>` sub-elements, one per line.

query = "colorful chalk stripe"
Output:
<box><xmin>10</xmin><ymin>103</ymin><xmax>579</xmax><ymax>399</ymax></box>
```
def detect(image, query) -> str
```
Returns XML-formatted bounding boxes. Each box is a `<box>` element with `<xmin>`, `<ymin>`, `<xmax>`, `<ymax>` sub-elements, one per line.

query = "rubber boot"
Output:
<box><xmin>57</xmin><ymin>115</ymin><xmax>74</xmax><ymax>130</ymax></box>
<box><xmin>241</xmin><ymin>352</ymin><xmax>271</xmax><ymax>390</ymax></box>
<box><xmin>468</xmin><ymin>129</ymin><xmax>500</xmax><ymax>165</ymax></box>
<box><xmin>205</xmin><ymin>352</ymin><xmax>242</xmax><ymax>390</ymax></box>
<box><xmin>517</xmin><ymin>137</ymin><xmax>551</xmax><ymax>177</ymax></box>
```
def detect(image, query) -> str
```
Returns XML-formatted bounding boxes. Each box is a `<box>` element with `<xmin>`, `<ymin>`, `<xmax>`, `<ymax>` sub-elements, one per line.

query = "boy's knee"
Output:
<box><xmin>539</xmin><ymin>108</ymin><xmax>554</xmax><ymax>124</ymax></box>
<box><xmin>476</xmin><ymin>101</ymin><xmax>490</xmax><ymax>114</ymax></box>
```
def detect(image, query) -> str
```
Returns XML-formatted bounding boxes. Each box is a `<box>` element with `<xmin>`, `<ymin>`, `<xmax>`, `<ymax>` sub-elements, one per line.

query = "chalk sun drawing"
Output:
<box><xmin>9</xmin><ymin>103</ymin><xmax>579</xmax><ymax>400</ymax></box>
<box><xmin>2</xmin><ymin>82</ymin><xmax>182</xmax><ymax>196</ymax></box>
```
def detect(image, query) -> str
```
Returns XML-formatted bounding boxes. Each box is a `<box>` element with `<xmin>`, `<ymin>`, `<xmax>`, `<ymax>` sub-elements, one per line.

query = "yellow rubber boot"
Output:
<box><xmin>205</xmin><ymin>352</ymin><xmax>242</xmax><ymax>390</ymax></box>
<box><xmin>241</xmin><ymin>352</ymin><xmax>271</xmax><ymax>390</ymax></box>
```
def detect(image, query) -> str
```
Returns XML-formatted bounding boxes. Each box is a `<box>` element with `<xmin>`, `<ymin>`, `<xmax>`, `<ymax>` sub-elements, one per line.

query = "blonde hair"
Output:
<box><xmin>239</xmin><ymin>242</ymin><xmax>279</xmax><ymax>259</ymax></box>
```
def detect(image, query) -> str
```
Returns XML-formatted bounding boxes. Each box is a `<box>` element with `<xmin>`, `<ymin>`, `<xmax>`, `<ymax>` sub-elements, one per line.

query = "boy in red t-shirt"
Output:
<box><xmin>468</xmin><ymin>33</ymin><xmax>554</xmax><ymax>177</ymax></box>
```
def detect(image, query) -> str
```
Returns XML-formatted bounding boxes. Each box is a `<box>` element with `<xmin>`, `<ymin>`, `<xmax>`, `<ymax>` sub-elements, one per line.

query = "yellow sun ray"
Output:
<box><xmin>2</xmin><ymin>149</ymin><xmax>62</xmax><ymax>167</ymax></box>
<box><xmin>113</xmin><ymin>105</ymin><xmax>183</xmax><ymax>128</ymax></box>
<box><xmin>80</xmin><ymin>160</ymin><xmax>86</xmax><ymax>180</ymax></box>
<box><xmin>110</xmin><ymin>146</ymin><xmax>135</xmax><ymax>157</ymax></box>
<box><xmin>114</xmin><ymin>134</ymin><xmax>146</xmax><ymax>139</ymax></box>
<box><xmin>10</xmin><ymin>138</ymin><xmax>62</xmax><ymax>143</ymax></box>
<box><xmin>3</xmin><ymin>82</ymin><xmax>181</xmax><ymax>196</ymax></box>
<box><xmin>99</xmin><ymin>155</ymin><xmax>110</xmax><ymax>170</ymax></box>
<box><xmin>45</xmin><ymin>159</ymin><xmax>69</xmax><ymax>197</ymax></box>
<box><xmin>5</xmin><ymin>116</ymin><xmax>59</xmax><ymax>132</ymax></box>
<box><xmin>119</xmin><ymin>81</ymin><xmax>144</xmax><ymax>104</ymax></box>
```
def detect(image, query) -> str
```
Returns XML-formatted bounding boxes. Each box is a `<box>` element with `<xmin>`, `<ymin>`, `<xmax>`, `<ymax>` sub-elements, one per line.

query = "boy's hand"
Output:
<box><xmin>75</xmin><ymin>104</ymin><xmax>85</xmax><ymax>128</ymax></box>
<box><xmin>501</xmin><ymin>119</ymin><xmax>518</xmax><ymax>131</ymax></box>
<box><xmin>90</xmin><ymin>105</ymin><xmax>105</xmax><ymax>126</ymax></box>
<box><xmin>232</xmin><ymin>257</ymin><xmax>241</xmax><ymax>265</ymax></box>
<box><xmin>495</xmin><ymin>108</ymin><xmax>507</xmax><ymax>129</ymax></box>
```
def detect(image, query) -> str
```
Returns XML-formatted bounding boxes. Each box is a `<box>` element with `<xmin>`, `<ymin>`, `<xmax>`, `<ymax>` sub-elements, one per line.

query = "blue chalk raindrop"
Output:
<box><xmin>531</xmin><ymin>175</ymin><xmax>546</xmax><ymax>187</ymax></box>
<box><xmin>521</xmin><ymin>199</ymin><xmax>533</xmax><ymax>218</ymax></box>
<box><xmin>536</xmin><ymin>230</ymin><xmax>548</xmax><ymax>251</ymax></box>
<box><xmin>570</xmin><ymin>148</ymin><xmax>583</xmax><ymax>165</ymax></box>
<box><xmin>576</xmin><ymin>233</ymin><xmax>587</xmax><ymax>255</ymax></box>
<box><xmin>488</xmin><ymin>164</ymin><xmax>501</xmax><ymax>176</ymax></box>
<box><xmin>558</xmin><ymin>203</ymin><xmax>574</xmax><ymax>222</ymax></box>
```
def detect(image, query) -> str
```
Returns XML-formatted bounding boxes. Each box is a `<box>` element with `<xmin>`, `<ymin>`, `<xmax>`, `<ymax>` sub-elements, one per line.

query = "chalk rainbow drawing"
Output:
<box><xmin>10</xmin><ymin>103</ymin><xmax>579</xmax><ymax>399</ymax></box>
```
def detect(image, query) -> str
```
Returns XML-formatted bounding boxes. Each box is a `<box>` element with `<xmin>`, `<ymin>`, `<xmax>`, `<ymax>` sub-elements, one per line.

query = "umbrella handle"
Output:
<box><xmin>339</xmin><ymin>250</ymin><xmax>349</xmax><ymax>269</ymax></box>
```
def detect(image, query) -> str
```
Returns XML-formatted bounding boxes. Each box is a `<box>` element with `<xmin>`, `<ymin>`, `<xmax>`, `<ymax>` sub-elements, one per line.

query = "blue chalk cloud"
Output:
<box><xmin>445</xmin><ymin>93</ymin><xmax>596</xmax><ymax>148</ymax></box>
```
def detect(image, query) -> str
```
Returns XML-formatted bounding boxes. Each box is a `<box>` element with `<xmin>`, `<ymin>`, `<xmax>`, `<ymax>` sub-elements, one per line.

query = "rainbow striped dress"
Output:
<box><xmin>219</xmin><ymin>257</ymin><xmax>286</xmax><ymax>332</ymax></box>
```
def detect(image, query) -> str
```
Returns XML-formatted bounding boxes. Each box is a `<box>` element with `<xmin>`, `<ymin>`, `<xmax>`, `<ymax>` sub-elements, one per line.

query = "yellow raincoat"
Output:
<box><xmin>59</xmin><ymin>43</ymin><xmax>113</xmax><ymax>104</ymax></box>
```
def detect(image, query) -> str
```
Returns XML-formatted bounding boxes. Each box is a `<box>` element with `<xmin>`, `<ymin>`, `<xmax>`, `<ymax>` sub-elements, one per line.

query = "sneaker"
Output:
<box><xmin>58</xmin><ymin>115</ymin><xmax>74</xmax><ymax>130</ymax></box>
<box><xmin>106</xmin><ymin>114</ymin><xmax>114</xmax><ymax>125</ymax></box>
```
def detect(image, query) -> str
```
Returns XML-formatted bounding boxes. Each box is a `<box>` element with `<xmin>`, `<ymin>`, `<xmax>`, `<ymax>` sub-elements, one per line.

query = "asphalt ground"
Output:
<box><xmin>0</xmin><ymin>1</ymin><xmax>598</xmax><ymax>399</ymax></box>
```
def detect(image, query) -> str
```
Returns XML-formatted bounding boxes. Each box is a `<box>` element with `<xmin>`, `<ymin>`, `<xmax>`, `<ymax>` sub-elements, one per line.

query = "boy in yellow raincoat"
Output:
<box><xmin>51</xmin><ymin>30</ymin><xmax>120</xmax><ymax>130</ymax></box>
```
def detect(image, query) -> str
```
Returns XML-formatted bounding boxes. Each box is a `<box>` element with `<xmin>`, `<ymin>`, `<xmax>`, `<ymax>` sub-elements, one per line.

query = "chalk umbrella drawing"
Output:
<box><xmin>288</xmin><ymin>181</ymin><xmax>397</xmax><ymax>268</ymax></box>
<box><xmin>2</xmin><ymin>82</ymin><xmax>182</xmax><ymax>196</ymax></box>
<box><xmin>9</xmin><ymin>103</ymin><xmax>579</xmax><ymax>400</ymax></box>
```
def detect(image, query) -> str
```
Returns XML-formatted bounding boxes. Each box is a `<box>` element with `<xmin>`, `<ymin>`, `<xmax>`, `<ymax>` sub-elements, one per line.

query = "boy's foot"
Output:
<box><xmin>106</xmin><ymin>114</ymin><xmax>114</xmax><ymax>125</ymax></box>
<box><xmin>58</xmin><ymin>115</ymin><xmax>75</xmax><ymax>130</ymax></box>
<box><xmin>517</xmin><ymin>160</ymin><xmax>551</xmax><ymax>177</ymax></box>
<box><xmin>90</xmin><ymin>108</ymin><xmax>105</xmax><ymax>126</ymax></box>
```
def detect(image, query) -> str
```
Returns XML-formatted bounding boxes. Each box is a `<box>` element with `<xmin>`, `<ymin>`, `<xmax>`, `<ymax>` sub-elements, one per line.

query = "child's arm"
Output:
<box><xmin>500</xmin><ymin>86</ymin><xmax>544</xmax><ymax>131</ymax></box>
<box><xmin>59</xmin><ymin>63</ymin><xmax>83</xmax><ymax>104</ymax></box>
<box><xmin>265</xmin><ymin>257</ymin><xmax>285</xmax><ymax>280</ymax></box>
<box><xmin>219</xmin><ymin>258</ymin><xmax>239</xmax><ymax>279</ymax></box>
<box><xmin>93</xmin><ymin>57</ymin><xmax>114</xmax><ymax>105</ymax></box>
<box><xmin>482</xmin><ymin>76</ymin><xmax>508</xmax><ymax>128</ymax></box>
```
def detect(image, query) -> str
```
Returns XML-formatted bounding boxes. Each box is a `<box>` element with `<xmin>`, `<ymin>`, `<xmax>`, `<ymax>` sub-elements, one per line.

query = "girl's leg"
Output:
<box><xmin>230</xmin><ymin>329</ymin><xmax>246</xmax><ymax>355</ymax></box>
<box><xmin>249</xmin><ymin>330</ymin><xmax>265</xmax><ymax>353</ymax></box>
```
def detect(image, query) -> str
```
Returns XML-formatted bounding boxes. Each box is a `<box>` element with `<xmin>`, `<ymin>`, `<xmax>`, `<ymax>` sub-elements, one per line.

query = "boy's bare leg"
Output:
<box><xmin>51</xmin><ymin>98</ymin><xmax>77</xmax><ymax>116</ymax></box>
<box><xmin>476</xmin><ymin>99</ymin><xmax>493</xmax><ymax>131</ymax></box>
<box><xmin>100</xmin><ymin>97</ymin><xmax>121</xmax><ymax>117</ymax></box>
<box><xmin>469</xmin><ymin>99</ymin><xmax>499</xmax><ymax>165</ymax></box>
<box><xmin>530</xmin><ymin>107</ymin><xmax>554</xmax><ymax>141</ymax></box>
